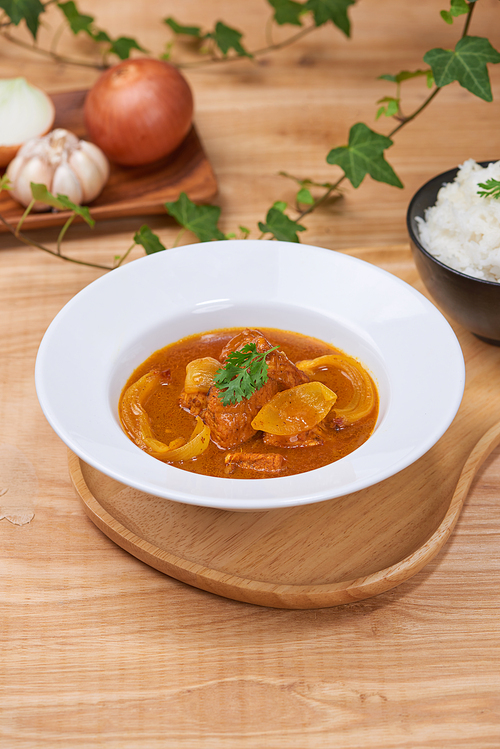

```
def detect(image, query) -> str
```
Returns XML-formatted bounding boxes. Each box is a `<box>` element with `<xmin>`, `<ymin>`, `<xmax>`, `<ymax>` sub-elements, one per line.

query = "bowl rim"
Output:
<box><xmin>35</xmin><ymin>239</ymin><xmax>465</xmax><ymax>511</ymax></box>
<box><xmin>406</xmin><ymin>160</ymin><xmax>500</xmax><ymax>288</ymax></box>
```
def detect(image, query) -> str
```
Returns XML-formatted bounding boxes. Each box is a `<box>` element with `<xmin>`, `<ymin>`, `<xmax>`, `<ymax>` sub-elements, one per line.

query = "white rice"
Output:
<box><xmin>416</xmin><ymin>158</ymin><xmax>500</xmax><ymax>283</ymax></box>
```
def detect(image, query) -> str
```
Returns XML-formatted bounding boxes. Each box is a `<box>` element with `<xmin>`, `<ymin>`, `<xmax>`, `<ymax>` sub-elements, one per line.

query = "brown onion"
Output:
<box><xmin>83</xmin><ymin>58</ymin><xmax>194</xmax><ymax>166</ymax></box>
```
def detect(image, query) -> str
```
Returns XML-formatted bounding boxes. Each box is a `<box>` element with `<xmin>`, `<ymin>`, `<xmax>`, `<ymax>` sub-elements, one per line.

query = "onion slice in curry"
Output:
<box><xmin>165</xmin><ymin>416</ymin><xmax>211</xmax><ymax>461</ymax></box>
<box><xmin>251</xmin><ymin>381</ymin><xmax>337</xmax><ymax>436</ymax></box>
<box><xmin>183</xmin><ymin>356</ymin><xmax>221</xmax><ymax>394</ymax></box>
<box><xmin>296</xmin><ymin>354</ymin><xmax>375</xmax><ymax>426</ymax></box>
<box><xmin>120</xmin><ymin>369</ymin><xmax>211</xmax><ymax>461</ymax></box>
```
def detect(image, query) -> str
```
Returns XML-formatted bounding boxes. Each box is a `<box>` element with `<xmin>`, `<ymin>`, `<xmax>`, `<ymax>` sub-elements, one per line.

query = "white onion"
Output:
<box><xmin>0</xmin><ymin>78</ymin><xmax>55</xmax><ymax>167</ymax></box>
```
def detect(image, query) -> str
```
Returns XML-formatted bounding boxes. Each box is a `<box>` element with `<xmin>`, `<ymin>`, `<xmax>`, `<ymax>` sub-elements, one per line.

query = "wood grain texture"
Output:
<box><xmin>65</xmin><ymin>246</ymin><xmax>500</xmax><ymax>608</ymax></box>
<box><xmin>0</xmin><ymin>90</ymin><xmax>218</xmax><ymax>231</ymax></box>
<box><xmin>1</xmin><ymin>1</ymin><xmax>500</xmax><ymax>746</ymax></box>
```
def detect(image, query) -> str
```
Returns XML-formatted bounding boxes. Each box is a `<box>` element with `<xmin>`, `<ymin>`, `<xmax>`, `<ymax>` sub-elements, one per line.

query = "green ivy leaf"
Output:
<box><xmin>109</xmin><ymin>36</ymin><xmax>147</xmax><ymax>60</ymax></box>
<box><xmin>57</xmin><ymin>1</ymin><xmax>93</xmax><ymax>34</ymax></box>
<box><xmin>56</xmin><ymin>196</ymin><xmax>95</xmax><ymax>227</ymax></box>
<box><xmin>441</xmin><ymin>0</ymin><xmax>470</xmax><ymax>25</ymax></box>
<box><xmin>296</xmin><ymin>187</ymin><xmax>314</xmax><ymax>204</ymax></box>
<box><xmin>375</xmin><ymin>96</ymin><xmax>399</xmax><ymax>119</ymax></box>
<box><xmin>57</xmin><ymin>1</ymin><xmax>144</xmax><ymax>58</ymax></box>
<box><xmin>164</xmin><ymin>17</ymin><xmax>202</xmax><ymax>37</ymax></box>
<box><xmin>30</xmin><ymin>183</ymin><xmax>64</xmax><ymax>210</ymax></box>
<box><xmin>133</xmin><ymin>225</ymin><xmax>166</xmax><ymax>254</ymax></box>
<box><xmin>379</xmin><ymin>69</ymin><xmax>432</xmax><ymax>85</ymax></box>
<box><xmin>326</xmin><ymin>122</ymin><xmax>403</xmax><ymax>188</ymax></box>
<box><xmin>279</xmin><ymin>170</ymin><xmax>334</xmax><ymax>191</ymax></box>
<box><xmin>273</xmin><ymin>200</ymin><xmax>288</xmax><ymax>212</ymax></box>
<box><xmin>267</xmin><ymin>0</ymin><xmax>305</xmax><ymax>26</ymax></box>
<box><xmin>304</xmin><ymin>0</ymin><xmax>355</xmax><ymax>37</ymax></box>
<box><xmin>258</xmin><ymin>203</ymin><xmax>306</xmax><ymax>242</ymax></box>
<box><xmin>30</xmin><ymin>184</ymin><xmax>95</xmax><ymax>227</ymax></box>
<box><xmin>165</xmin><ymin>193</ymin><xmax>226</xmax><ymax>242</ymax></box>
<box><xmin>0</xmin><ymin>174</ymin><xmax>11</xmax><ymax>191</ymax></box>
<box><xmin>207</xmin><ymin>21</ymin><xmax>252</xmax><ymax>57</ymax></box>
<box><xmin>424</xmin><ymin>36</ymin><xmax>500</xmax><ymax>102</ymax></box>
<box><xmin>91</xmin><ymin>29</ymin><xmax>111</xmax><ymax>43</ymax></box>
<box><xmin>0</xmin><ymin>0</ymin><xmax>45</xmax><ymax>39</ymax></box>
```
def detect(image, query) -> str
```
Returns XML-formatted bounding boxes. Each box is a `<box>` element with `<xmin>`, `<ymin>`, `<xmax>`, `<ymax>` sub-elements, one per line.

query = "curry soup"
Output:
<box><xmin>119</xmin><ymin>327</ymin><xmax>379</xmax><ymax>479</ymax></box>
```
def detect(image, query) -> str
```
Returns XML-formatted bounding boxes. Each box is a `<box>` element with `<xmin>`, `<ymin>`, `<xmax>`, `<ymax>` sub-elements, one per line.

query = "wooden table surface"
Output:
<box><xmin>1</xmin><ymin>1</ymin><xmax>500</xmax><ymax>746</ymax></box>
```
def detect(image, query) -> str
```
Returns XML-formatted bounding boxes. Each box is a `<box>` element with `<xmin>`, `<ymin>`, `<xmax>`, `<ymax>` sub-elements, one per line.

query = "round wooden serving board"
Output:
<box><xmin>69</xmin><ymin>247</ymin><xmax>500</xmax><ymax>609</ymax></box>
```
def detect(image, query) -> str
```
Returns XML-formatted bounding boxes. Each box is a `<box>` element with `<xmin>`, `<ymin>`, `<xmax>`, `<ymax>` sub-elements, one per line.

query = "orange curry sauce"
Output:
<box><xmin>119</xmin><ymin>327</ymin><xmax>379</xmax><ymax>479</ymax></box>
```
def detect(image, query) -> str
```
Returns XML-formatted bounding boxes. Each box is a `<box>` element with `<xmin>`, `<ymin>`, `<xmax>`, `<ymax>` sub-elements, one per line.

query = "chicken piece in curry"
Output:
<box><xmin>119</xmin><ymin>327</ymin><xmax>378</xmax><ymax>479</ymax></box>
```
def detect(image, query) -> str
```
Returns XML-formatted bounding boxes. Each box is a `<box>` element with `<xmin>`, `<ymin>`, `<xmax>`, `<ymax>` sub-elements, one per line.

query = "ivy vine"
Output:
<box><xmin>0</xmin><ymin>0</ymin><xmax>499</xmax><ymax>266</ymax></box>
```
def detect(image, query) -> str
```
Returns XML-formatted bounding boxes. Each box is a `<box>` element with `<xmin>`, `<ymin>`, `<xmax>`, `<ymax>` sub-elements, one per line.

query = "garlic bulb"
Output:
<box><xmin>6</xmin><ymin>128</ymin><xmax>110</xmax><ymax>211</ymax></box>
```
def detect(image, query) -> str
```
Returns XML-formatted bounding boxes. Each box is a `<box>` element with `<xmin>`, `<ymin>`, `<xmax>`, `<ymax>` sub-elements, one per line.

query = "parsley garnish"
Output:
<box><xmin>214</xmin><ymin>343</ymin><xmax>278</xmax><ymax>406</ymax></box>
<box><xmin>477</xmin><ymin>178</ymin><xmax>500</xmax><ymax>199</ymax></box>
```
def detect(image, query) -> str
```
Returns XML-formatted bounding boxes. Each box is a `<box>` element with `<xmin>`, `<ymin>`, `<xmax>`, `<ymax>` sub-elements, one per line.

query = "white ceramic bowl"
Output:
<box><xmin>35</xmin><ymin>239</ymin><xmax>465</xmax><ymax>511</ymax></box>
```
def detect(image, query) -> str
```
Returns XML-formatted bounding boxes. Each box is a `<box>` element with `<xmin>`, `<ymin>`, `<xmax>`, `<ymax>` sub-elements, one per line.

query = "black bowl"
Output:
<box><xmin>407</xmin><ymin>162</ymin><xmax>500</xmax><ymax>346</ymax></box>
